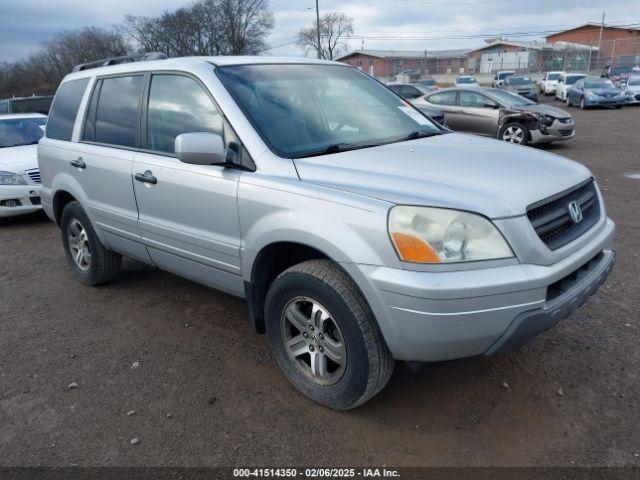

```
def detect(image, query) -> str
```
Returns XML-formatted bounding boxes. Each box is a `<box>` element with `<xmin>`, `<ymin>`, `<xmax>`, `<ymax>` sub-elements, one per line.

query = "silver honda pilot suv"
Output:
<box><xmin>38</xmin><ymin>56</ymin><xmax>615</xmax><ymax>410</ymax></box>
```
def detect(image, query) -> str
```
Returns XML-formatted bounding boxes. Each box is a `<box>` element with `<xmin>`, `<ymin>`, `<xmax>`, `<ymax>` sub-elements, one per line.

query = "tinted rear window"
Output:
<box><xmin>46</xmin><ymin>78</ymin><xmax>89</xmax><ymax>141</ymax></box>
<box><xmin>94</xmin><ymin>75</ymin><xmax>144</xmax><ymax>148</ymax></box>
<box><xmin>10</xmin><ymin>97</ymin><xmax>53</xmax><ymax>114</ymax></box>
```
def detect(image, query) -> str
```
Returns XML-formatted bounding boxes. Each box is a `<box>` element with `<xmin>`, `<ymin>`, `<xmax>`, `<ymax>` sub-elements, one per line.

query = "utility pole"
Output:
<box><xmin>597</xmin><ymin>12</ymin><xmax>605</xmax><ymax>69</ymax></box>
<box><xmin>315</xmin><ymin>0</ymin><xmax>321</xmax><ymax>59</ymax></box>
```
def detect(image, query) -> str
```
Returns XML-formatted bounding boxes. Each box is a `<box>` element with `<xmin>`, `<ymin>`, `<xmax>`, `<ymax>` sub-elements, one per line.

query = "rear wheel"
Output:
<box><xmin>499</xmin><ymin>122</ymin><xmax>529</xmax><ymax>146</ymax></box>
<box><xmin>264</xmin><ymin>260</ymin><xmax>394</xmax><ymax>410</ymax></box>
<box><xmin>61</xmin><ymin>201</ymin><xmax>121</xmax><ymax>286</ymax></box>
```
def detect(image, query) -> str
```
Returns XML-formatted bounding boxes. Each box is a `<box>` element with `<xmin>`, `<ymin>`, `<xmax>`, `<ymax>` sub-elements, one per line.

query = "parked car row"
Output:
<box><xmin>0</xmin><ymin>113</ymin><xmax>46</xmax><ymax>217</ymax></box>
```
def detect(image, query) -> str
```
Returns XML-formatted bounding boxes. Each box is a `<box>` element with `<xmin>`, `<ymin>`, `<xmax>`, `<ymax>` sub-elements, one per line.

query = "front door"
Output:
<box><xmin>132</xmin><ymin>73</ymin><xmax>243</xmax><ymax>295</ymax></box>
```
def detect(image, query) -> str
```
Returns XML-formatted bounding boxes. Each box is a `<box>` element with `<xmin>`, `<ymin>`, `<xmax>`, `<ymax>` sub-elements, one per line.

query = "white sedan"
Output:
<box><xmin>0</xmin><ymin>113</ymin><xmax>47</xmax><ymax>217</ymax></box>
<box><xmin>455</xmin><ymin>75</ymin><xmax>480</xmax><ymax>87</ymax></box>
<box><xmin>540</xmin><ymin>71</ymin><xmax>564</xmax><ymax>95</ymax></box>
<box><xmin>555</xmin><ymin>73</ymin><xmax>587</xmax><ymax>102</ymax></box>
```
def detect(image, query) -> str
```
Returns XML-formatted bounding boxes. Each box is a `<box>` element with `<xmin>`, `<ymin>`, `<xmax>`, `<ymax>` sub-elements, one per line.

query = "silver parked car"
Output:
<box><xmin>418</xmin><ymin>87</ymin><xmax>575</xmax><ymax>145</ymax></box>
<box><xmin>39</xmin><ymin>56</ymin><xmax>614</xmax><ymax>410</ymax></box>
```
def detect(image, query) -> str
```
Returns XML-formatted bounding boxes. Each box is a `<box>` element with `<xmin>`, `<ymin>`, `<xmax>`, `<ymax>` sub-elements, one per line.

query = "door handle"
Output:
<box><xmin>70</xmin><ymin>157</ymin><xmax>86</xmax><ymax>169</ymax></box>
<box><xmin>134</xmin><ymin>170</ymin><xmax>157</xmax><ymax>185</ymax></box>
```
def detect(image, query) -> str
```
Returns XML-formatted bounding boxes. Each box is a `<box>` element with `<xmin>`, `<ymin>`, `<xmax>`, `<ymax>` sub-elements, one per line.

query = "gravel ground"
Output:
<box><xmin>0</xmin><ymin>99</ymin><xmax>639</xmax><ymax>468</ymax></box>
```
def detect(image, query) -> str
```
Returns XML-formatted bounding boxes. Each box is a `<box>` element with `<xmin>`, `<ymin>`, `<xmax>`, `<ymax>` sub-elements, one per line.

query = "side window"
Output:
<box><xmin>459</xmin><ymin>91</ymin><xmax>487</xmax><ymax>107</ymax></box>
<box><xmin>0</xmin><ymin>100</ymin><xmax>9</xmax><ymax>114</ymax></box>
<box><xmin>46</xmin><ymin>78</ymin><xmax>89</xmax><ymax>141</ymax></box>
<box><xmin>146</xmin><ymin>74</ymin><xmax>223</xmax><ymax>154</ymax></box>
<box><xmin>427</xmin><ymin>91</ymin><xmax>456</xmax><ymax>105</ymax></box>
<box><xmin>402</xmin><ymin>86</ymin><xmax>421</xmax><ymax>98</ymax></box>
<box><xmin>94</xmin><ymin>75</ymin><xmax>145</xmax><ymax>148</ymax></box>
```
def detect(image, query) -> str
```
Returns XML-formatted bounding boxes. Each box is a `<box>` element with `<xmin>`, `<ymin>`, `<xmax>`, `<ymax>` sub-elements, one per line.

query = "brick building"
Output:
<box><xmin>466</xmin><ymin>40</ymin><xmax>597</xmax><ymax>73</ymax></box>
<box><xmin>546</xmin><ymin>23</ymin><xmax>640</xmax><ymax>60</ymax></box>
<box><xmin>336</xmin><ymin>49</ymin><xmax>470</xmax><ymax>79</ymax></box>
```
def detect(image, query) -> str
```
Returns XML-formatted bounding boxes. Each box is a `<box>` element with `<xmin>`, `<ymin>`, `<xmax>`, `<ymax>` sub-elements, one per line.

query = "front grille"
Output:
<box><xmin>527</xmin><ymin>179</ymin><xmax>601</xmax><ymax>250</ymax></box>
<box><xmin>546</xmin><ymin>251</ymin><xmax>604</xmax><ymax>303</ymax></box>
<box><xmin>25</xmin><ymin>169</ymin><xmax>41</xmax><ymax>184</ymax></box>
<box><xmin>559</xmin><ymin>128</ymin><xmax>574</xmax><ymax>137</ymax></box>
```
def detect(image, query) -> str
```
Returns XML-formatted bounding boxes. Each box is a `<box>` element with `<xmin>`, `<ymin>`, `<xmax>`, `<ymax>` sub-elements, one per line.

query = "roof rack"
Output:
<box><xmin>72</xmin><ymin>52</ymin><xmax>168</xmax><ymax>72</ymax></box>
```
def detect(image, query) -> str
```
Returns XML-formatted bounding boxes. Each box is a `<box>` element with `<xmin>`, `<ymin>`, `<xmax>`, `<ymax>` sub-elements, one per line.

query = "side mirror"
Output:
<box><xmin>175</xmin><ymin>132</ymin><xmax>228</xmax><ymax>166</ymax></box>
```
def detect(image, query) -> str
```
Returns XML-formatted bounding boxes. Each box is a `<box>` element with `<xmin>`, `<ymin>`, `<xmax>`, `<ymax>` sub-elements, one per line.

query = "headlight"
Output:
<box><xmin>586</xmin><ymin>91</ymin><xmax>597</xmax><ymax>98</ymax></box>
<box><xmin>0</xmin><ymin>171</ymin><xmax>27</xmax><ymax>185</ymax></box>
<box><xmin>388</xmin><ymin>206</ymin><xmax>514</xmax><ymax>264</ymax></box>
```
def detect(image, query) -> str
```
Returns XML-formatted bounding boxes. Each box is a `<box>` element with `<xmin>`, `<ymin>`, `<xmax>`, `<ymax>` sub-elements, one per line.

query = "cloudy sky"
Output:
<box><xmin>0</xmin><ymin>0</ymin><xmax>638</xmax><ymax>61</ymax></box>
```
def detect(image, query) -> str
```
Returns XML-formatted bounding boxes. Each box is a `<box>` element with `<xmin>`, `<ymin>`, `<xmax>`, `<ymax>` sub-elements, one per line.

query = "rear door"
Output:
<box><xmin>457</xmin><ymin>90</ymin><xmax>500</xmax><ymax>136</ymax></box>
<box><xmin>74</xmin><ymin>74</ymin><xmax>150</xmax><ymax>262</ymax></box>
<box><xmin>425</xmin><ymin>90</ymin><xmax>459</xmax><ymax>127</ymax></box>
<box><xmin>131</xmin><ymin>73</ymin><xmax>243</xmax><ymax>295</ymax></box>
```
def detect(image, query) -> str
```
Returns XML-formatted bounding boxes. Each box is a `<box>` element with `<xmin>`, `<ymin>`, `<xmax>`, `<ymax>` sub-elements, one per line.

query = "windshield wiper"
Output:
<box><xmin>11</xmin><ymin>141</ymin><xmax>39</xmax><ymax>147</ymax></box>
<box><xmin>400</xmin><ymin>129</ymin><xmax>444</xmax><ymax>141</ymax></box>
<box><xmin>294</xmin><ymin>142</ymin><xmax>381</xmax><ymax>159</ymax></box>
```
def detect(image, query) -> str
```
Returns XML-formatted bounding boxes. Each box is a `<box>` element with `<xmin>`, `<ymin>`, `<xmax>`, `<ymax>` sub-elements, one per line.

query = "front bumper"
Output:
<box><xmin>583</xmin><ymin>95</ymin><xmax>625</xmax><ymax>107</ymax></box>
<box><xmin>346</xmin><ymin>217</ymin><xmax>615</xmax><ymax>362</ymax></box>
<box><xmin>625</xmin><ymin>91</ymin><xmax>640</xmax><ymax>104</ymax></box>
<box><xmin>530</xmin><ymin>118</ymin><xmax>576</xmax><ymax>144</ymax></box>
<box><xmin>0</xmin><ymin>184</ymin><xmax>42</xmax><ymax>217</ymax></box>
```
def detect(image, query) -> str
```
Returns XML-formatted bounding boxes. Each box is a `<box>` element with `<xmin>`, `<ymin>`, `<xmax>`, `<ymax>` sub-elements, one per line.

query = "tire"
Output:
<box><xmin>580</xmin><ymin>97</ymin><xmax>587</xmax><ymax>110</ymax></box>
<box><xmin>60</xmin><ymin>201</ymin><xmax>121</xmax><ymax>286</ymax></box>
<box><xmin>499</xmin><ymin>122</ymin><xmax>529</xmax><ymax>146</ymax></box>
<box><xmin>264</xmin><ymin>260</ymin><xmax>394</xmax><ymax>410</ymax></box>
<box><xmin>566</xmin><ymin>95</ymin><xmax>571</xmax><ymax>107</ymax></box>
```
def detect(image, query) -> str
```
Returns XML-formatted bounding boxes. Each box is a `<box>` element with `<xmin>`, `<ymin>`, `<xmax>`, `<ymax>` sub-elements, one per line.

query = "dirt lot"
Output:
<box><xmin>1</xmin><ymin>99</ymin><xmax>639</xmax><ymax>469</ymax></box>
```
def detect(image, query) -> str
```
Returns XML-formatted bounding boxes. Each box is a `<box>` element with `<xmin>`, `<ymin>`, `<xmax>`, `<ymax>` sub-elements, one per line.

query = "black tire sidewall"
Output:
<box><xmin>265</xmin><ymin>271</ymin><xmax>371</xmax><ymax>410</ymax></box>
<box><xmin>60</xmin><ymin>201</ymin><xmax>102</xmax><ymax>285</ymax></box>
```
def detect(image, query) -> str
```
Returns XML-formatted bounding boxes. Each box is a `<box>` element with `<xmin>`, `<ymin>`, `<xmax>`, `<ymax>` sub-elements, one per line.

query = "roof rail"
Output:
<box><xmin>72</xmin><ymin>52</ymin><xmax>168</xmax><ymax>72</ymax></box>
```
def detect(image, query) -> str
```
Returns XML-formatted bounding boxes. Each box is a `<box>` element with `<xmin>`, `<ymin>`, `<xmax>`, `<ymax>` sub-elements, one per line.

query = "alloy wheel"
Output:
<box><xmin>502</xmin><ymin>125</ymin><xmax>525</xmax><ymax>144</ymax></box>
<box><xmin>281</xmin><ymin>296</ymin><xmax>347</xmax><ymax>385</ymax></box>
<box><xmin>67</xmin><ymin>218</ymin><xmax>92</xmax><ymax>271</ymax></box>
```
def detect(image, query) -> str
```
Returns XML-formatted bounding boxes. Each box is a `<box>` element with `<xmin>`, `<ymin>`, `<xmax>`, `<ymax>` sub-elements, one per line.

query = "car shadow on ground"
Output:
<box><xmin>0</xmin><ymin>210</ymin><xmax>50</xmax><ymax>228</ymax></box>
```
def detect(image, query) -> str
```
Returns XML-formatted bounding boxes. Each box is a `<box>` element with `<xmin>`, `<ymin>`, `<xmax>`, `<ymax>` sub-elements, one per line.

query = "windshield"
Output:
<box><xmin>487</xmin><ymin>89</ymin><xmax>535</xmax><ymax>106</ymax></box>
<box><xmin>421</xmin><ymin>79</ymin><xmax>436</xmax><ymax>86</ymax></box>
<box><xmin>611</xmin><ymin>66</ymin><xmax>632</xmax><ymax>76</ymax></box>
<box><xmin>457</xmin><ymin>77</ymin><xmax>477</xmax><ymax>84</ymax></box>
<box><xmin>585</xmin><ymin>79</ymin><xmax>616</xmax><ymax>89</ymax></box>
<box><xmin>217</xmin><ymin>64</ymin><xmax>442</xmax><ymax>158</ymax></box>
<box><xmin>498</xmin><ymin>72</ymin><xmax>514</xmax><ymax>79</ymax></box>
<box><xmin>509</xmin><ymin>77</ymin><xmax>533</xmax><ymax>85</ymax></box>
<box><xmin>548</xmin><ymin>73</ymin><xmax>560</xmax><ymax>80</ymax></box>
<box><xmin>566</xmin><ymin>75</ymin><xmax>585</xmax><ymax>85</ymax></box>
<box><xmin>0</xmin><ymin>117</ymin><xmax>46</xmax><ymax>148</ymax></box>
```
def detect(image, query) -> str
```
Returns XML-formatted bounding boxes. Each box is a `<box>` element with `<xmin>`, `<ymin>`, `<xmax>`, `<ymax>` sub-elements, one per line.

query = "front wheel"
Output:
<box><xmin>580</xmin><ymin>97</ymin><xmax>587</xmax><ymax>109</ymax></box>
<box><xmin>499</xmin><ymin>122</ymin><xmax>529</xmax><ymax>145</ymax></box>
<box><xmin>61</xmin><ymin>201</ymin><xmax>121</xmax><ymax>286</ymax></box>
<box><xmin>566</xmin><ymin>95</ymin><xmax>571</xmax><ymax>107</ymax></box>
<box><xmin>264</xmin><ymin>260</ymin><xmax>394</xmax><ymax>410</ymax></box>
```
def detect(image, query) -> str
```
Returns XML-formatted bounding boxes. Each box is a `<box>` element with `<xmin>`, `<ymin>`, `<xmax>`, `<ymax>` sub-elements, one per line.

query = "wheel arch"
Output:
<box><xmin>246</xmin><ymin>241</ymin><xmax>336</xmax><ymax>334</ymax></box>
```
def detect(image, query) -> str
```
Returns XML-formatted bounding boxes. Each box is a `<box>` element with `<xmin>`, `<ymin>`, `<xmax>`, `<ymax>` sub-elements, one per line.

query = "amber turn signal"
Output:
<box><xmin>391</xmin><ymin>232</ymin><xmax>441</xmax><ymax>263</ymax></box>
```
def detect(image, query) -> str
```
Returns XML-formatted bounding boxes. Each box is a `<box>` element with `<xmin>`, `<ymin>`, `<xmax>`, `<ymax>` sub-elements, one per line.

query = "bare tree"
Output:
<box><xmin>121</xmin><ymin>0</ymin><xmax>274</xmax><ymax>56</ymax></box>
<box><xmin>296</xmin><ymin>12</ymin><xmax>353</xmax><ymax>60</ymax></box>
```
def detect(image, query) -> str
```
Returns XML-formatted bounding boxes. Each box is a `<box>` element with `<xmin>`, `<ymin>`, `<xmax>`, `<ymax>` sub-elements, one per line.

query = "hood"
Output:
<box><xmin>510</xmin><ymin>103</ymin><xmax>571</xmax><ymax>119</ymax></box>
<box><xmin>0</xmin><ymin>144</ymin><xmax>38</xmax><ymax>174</ymax></box>
<box><xmin>293</xmin><ymin>133</ymin><xmax>591</xmax><ymax>219</ymax></box>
